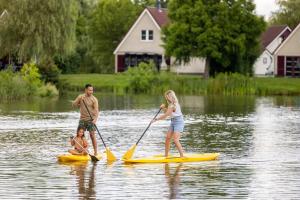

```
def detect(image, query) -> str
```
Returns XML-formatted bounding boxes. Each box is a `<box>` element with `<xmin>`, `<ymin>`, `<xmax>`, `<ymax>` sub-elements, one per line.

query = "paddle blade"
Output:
<box><xmin>106</xmin><ymin>147</ymin><xmax>117</xmax><ymax>162</ymax></box>
<box><xmin>122</xmin><ymin>144</ymin><xmax>137</xmax><ymax>160</ymax></box>
<box><xmin>90</xmin><ymin>154</ymin><xmax>99</xmax><ymax>162</ymax></box>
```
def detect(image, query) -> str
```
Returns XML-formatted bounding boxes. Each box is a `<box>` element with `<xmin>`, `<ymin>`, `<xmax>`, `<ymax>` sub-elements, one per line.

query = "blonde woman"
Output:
<box><xmin>152</xmin><ymin>90</ymin><xmax>184</xmax><ymax>157</ymax></box>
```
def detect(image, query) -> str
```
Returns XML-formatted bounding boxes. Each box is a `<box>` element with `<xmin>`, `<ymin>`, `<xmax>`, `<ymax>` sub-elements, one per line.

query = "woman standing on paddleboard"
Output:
<box><xmin>152</xmin><ymin>90</ymin><xmax>184</xmax><ymax>158</ymax></box>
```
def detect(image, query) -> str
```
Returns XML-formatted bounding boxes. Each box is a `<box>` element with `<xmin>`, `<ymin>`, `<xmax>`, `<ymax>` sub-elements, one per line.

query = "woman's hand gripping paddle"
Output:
<box><xmin>82</xmin><ymin>100</ymin><xmax>117</xmax><ymax>162</ymax></box>
<box><xmin>70</xmin><ymin>136</ymin><xmax>99</xmax><ymax>162</ymax></box>
<box><xmin>122</xmin><ymin>108</ymin><xmax>162</xmax><ymax>160</ymax></box>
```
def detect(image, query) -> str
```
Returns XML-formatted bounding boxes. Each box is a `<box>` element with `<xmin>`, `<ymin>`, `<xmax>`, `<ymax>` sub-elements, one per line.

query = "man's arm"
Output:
<box><xmin>72</xmin><ymin>95</ymin><xmax>83</xmax><ymax>108</ymax></box>
<box><xmin>92</xmin><ymin>98</ymin><xmax>99</xmax><ymax>124</ymax></box>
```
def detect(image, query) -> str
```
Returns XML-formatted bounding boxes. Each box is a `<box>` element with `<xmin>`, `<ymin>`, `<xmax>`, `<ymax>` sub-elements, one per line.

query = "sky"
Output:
<box><xmin>254</xmin><ymin>0</ymin><xmax>279</xmax><ymax>19</ymax></box>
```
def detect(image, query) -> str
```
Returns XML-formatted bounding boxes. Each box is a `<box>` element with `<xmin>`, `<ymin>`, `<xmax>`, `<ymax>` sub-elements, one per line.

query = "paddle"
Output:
<box><xmin>122</xmin><ymin>108</ymin><xmax>162</xmax><ymax>160</ymax></box>
<box><xmin>82</xmin><ymin>99</ymin><xmax>117</xmax><ymax>162</ymax></box>
<box><xmin>70</xmin><ymin>136</ymin><xmax>99</xmax><ymax>162</ymax></box>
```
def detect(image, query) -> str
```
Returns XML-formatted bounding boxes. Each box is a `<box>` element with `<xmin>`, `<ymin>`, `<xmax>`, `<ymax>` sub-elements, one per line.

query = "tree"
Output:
<box><xmin>163</xmin><ymin>0</ymin><xmax>265</xmax><ymax>77</ymax></box>
<box><xmin>134</xmin><ymin>0</ymin><xmax>169</xmax><ymax>8</ymax></box>
<box><xmin>0</xmin><ymin>0</ymin><xmax>78</xmax><ymax>62</ymax></box>
<box><xmin>55</xmin><ymin>0</ymin><xmax>97</xmax><ymax>73</ymax></box>
<box><xmin>0</xmin><ymin>0</ymin><xmax>78</xmax><ymax>82</ymax></box>
<box><xmin>88</xmin><ymin>0</ymin><xmax>139</xmax><ymax>73</ymax></box>
<box><xmin>270</xmin><ymin>0</ymin><xmax>300</xmax><ymax>29</ymax></box>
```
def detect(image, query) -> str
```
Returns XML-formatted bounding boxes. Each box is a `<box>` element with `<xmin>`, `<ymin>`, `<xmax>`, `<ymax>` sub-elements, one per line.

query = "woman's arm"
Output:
<box><xmin>154</xmin><ymin>106</ymin><xmax>173</xmax><ymax>122</ymax></box>
<box><xmin>83</xmin><ymin>139</ymin><xmax>88</xmax><ymax>148</ymax></box>
<box><xmin>70</xmin><ymin>137</ymin><xmax>75</xmax><ymax>146</ymax></box>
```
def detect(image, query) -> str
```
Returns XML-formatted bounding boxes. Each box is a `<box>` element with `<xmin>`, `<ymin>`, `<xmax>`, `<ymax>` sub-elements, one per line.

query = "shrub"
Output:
<box><xmin>39</xmin><ymin>83</ymin><xmax>59</xmax><ymax>97</ymax></box>
<box><xmin>21</xmin><ymin>62</ymin><xmax>42</xmax><ymax>94</ymax></box>
<box><xmin>125</xmin><ymin>62</ymin><xmax>158</xmax><ymax>93</ymax></box>
<box><xmin>0</xmin><ymin>62</ymin><xmax>59</xmax><ymax>101</ymax></box>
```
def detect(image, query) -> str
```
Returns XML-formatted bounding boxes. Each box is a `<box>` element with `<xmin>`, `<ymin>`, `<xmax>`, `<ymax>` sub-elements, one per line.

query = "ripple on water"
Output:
<box><xmin>0</xmin><ymin>99</ymin><xmax>300</xmax><ymax>199</ymax></box>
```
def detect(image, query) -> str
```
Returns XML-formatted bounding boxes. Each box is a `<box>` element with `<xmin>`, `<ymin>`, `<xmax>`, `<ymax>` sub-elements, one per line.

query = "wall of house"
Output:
<box><xmin>274</xmin><ymin>26</ymin><xmax>300</xmax><ymax>75</ymax></box>
<box><xmin>275</xmin><ymin>28</ymin><xmax>300</xmax><ymax>56</ymax></box>
<box><xmin>253</xmin><ymin>51</ymin><xmax>274</xmax><ymax>76</ymax></box>
<box><xmin>116</xmin><ymin>11</ymin><xmax>164</xmax><ymax>54</ymax></box>
<box><xmin>170</xmin><ymin>57</ymin><xmax>205</xmax><ymax>74</ymax></box>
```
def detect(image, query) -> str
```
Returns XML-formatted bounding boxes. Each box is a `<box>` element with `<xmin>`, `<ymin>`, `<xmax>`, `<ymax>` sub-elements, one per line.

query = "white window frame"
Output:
<box><xmin>141</xmin><ymin>30</ymin><xmax>154</xmax><ymax>41</ymax></box>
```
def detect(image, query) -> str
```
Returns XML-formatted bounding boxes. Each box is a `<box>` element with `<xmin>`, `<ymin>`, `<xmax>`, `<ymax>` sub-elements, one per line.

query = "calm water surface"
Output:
<box><xmin>0</xmin><ymin>94</ymin><xmax>299</xmax><ymax>199</ymax></box>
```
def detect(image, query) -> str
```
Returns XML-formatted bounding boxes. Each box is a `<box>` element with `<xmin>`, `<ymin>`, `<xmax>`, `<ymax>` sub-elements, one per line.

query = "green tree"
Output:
<box><xmin>163</xmin><ymin>0</ymin><xmax>265</xmax><ymax>77</ymax></box>
<box><xmin>270</xmin><ymin>0</ymin><xmax>300</xmax><ymax>29</ymax></box>
<box><xmin>88</xmin><ymin>0</ymin><xmax>139</xmax><ymax>73</ymax></box>
<box><xmin>0</xmin><ymin>0</ymin><xmax>78</xmax><ymax>81</ymax></box>
<box><xmin>134</xmin><ymin>0</ymin><xmax>169</xmax><ymax>8</ymax></box>
<box><xmin>55</xmin><ymin>0</ymin><xmax>97</xmax><ymax>73</ymax></box>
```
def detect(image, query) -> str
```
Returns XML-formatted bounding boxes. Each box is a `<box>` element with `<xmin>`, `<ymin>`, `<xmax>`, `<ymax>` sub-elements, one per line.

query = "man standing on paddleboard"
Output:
<box><xmin>72</xmin><ymin>84</ymin><xmax>99</xmax><ymax>156</ymax></box>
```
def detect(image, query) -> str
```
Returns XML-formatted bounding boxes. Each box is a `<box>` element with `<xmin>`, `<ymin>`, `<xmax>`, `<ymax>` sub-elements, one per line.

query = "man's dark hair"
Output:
<box><xmin>85</xmin><ymin>84</ymin><xmax>93</xmax><ymax>89</ymax></box>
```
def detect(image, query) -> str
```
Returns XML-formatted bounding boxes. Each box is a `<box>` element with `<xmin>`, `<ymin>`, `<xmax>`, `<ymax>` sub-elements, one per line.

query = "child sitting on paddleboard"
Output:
<box><xmin>68</xmin><ymin>127</ymin><xmax>89</xmax><ymax>155</ymax></box>
<box><xmin>151</xmin><ymin>90</ymin><xmax>185</xmax><ymax>158</ymax></box>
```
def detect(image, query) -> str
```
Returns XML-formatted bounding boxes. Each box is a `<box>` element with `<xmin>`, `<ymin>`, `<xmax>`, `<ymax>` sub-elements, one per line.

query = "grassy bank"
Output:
<box><xmin>60</xmin><ymin>73</ymin><xmax>300</xmax><ymax>96</ymax></box>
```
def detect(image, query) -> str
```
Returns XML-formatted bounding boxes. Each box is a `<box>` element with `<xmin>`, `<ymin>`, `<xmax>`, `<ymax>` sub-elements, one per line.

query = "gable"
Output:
<box><xmin>275</xmin><ymin>23</ymin><xmax>300</xmax><ymax>56</ymax></box>
<box><xmin>114</xmin><ymin>9</ymin><xmax>165</xmax><ymax>55</ymax></box>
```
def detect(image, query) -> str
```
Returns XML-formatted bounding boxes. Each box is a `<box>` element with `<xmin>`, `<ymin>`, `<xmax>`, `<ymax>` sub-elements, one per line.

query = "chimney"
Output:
<box><xmin>156</xmin><ymin>0</ymin><xmax>162</xmax><ymax>11</ymax></box>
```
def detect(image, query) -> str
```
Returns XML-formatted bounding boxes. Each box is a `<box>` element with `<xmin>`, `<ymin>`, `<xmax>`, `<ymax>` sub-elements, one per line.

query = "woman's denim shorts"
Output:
<box><xmin>169</xmin><ymin>116</ymin><xmax>184</xmax><ymax>132</ymax></box>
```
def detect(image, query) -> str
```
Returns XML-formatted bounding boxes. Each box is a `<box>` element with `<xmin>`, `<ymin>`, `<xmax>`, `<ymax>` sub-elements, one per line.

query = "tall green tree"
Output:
<box><xmin>270</xmin><ymin>0</ymin><xmax>300</xmax><ymax>29</ymax></box>
<box><xmin>134</xmin><ymin>0</ymin><xmax>169</xmax><ymax>8</ymax></box>
<box><xmin>88</xmin><ymin>0</ymin><xmax>139</xmax><ymax>73</ymax></box>
<box><xmin>55</xmin><ymin>0</ymin><xmax>97</xmax><ymax>73</ymax></box>
<box><xmin>163</xmin><ymin>0</ymin><xmax>265</xmax><ymax>76</ymax></box>
<box><xmin>0</xmin><ymin>0</ymin><xmax>78</xmax><ymax>62</ymax></box>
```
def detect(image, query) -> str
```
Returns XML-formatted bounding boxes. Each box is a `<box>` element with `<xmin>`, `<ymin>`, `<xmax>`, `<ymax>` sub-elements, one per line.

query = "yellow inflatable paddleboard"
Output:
<box><xmin>123</xmin><ymin>153</ymin><xmax>220</xmax><ymax>164</ymax></box>
<box><xmin>57</xmin><ymin>153</ymin><xmax>102</xmax><ymax>162</ymax></box>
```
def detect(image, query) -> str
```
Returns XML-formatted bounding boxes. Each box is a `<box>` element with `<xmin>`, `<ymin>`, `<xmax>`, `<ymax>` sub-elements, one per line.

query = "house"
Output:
<box><xmin>113</xmin><ymin>7</ymin><xmax>205</xmax><ymax>74</ymax></box>
<box><xmin>253</xmin><ymin>25</ymin><xmax>291</xmax><ymax>76</ymax></box>
<box><xmin>274</xmin><ymin>23</ymin><xmax>300</xmax><ymax>77</ymax></box>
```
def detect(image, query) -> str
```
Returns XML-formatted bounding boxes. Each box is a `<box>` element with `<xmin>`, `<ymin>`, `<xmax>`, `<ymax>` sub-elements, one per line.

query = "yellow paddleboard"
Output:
<box><xmin>123</xmin><ymin>153</ymin><xmax>220</xmax><ymax>164</ymax></box>
<box><xmin>57</xmin><ymin>153</ymin><xmax>102</xmax><ymax>162</ymax></box>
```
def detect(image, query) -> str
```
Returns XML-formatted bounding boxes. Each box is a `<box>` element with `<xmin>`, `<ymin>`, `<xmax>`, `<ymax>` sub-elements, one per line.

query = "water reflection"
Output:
<box><xmin>61</xmin><ymin>162</ymin><xmax>97</xmax><ymax>200</ymax></box>
<box><xmin>164</xmin><ymin>163</ymin><xmax>182</xmax><ymax>199</ymax></box>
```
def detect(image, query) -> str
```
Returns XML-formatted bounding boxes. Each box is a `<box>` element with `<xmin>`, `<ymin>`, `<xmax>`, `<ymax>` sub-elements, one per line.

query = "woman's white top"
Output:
<box><xmin>169</xmin><ymin>102</ymin><xmax>183</xmax><ymax>118</ymax></box>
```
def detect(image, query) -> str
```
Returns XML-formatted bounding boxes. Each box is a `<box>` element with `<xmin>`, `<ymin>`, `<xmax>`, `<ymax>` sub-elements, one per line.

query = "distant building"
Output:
<box><xmin>253</xmin><ymin>25</ymin><xmax>291</xmax><ymax>76</ymax></box>
<box><xmin>113</xmin><ymin>7</ymin><xmax>205</xmax><ymax>74</ymax></box>
<box><xmin>274</xmin><ymin>23</ymin><xmax>300</xmax><ymax>77</ymax></box>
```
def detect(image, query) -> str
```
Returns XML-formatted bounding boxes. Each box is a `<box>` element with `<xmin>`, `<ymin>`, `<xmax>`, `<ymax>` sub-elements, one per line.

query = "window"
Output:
<box><xmin>263</xmin><ymin>57</ymin><xmax>267</xmax><ymax>64</ymax></box>
<box><xmin>141</xmin><ymin>30</ymin><xmax>147</xmax><ymax>40</ymax></box>
<box><xmin>148</xmin><ymin>30</ymin><xmax>153</xmax><ymax>40</ymax></box>
<box><xmin>141</xmin><ymin>30</ymin><xmax>153</xmax><ymax>41</ymax></box>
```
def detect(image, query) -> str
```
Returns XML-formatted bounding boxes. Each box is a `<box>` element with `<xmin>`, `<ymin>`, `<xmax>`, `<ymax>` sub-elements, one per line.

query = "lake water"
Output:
<box><xmin>0</xmin><ymin>94</ymin><xmax>299</xmax><ymax>199</ymax></box>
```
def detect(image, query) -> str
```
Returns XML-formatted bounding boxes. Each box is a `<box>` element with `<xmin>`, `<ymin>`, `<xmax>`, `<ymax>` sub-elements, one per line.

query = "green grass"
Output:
<box><xmin>59</xmin><ymin>74</ymin><xmax>130</xmax><ymax>92</ymax></box>
<box><xmin>60</xmin><ymin>73</ymin><xmax>300</xmax><ymax>96</ymax></box>
<box><xmin>255</xmin><ymin>77</ymin><xmax>300</xmax><ymax>95</ymax></box>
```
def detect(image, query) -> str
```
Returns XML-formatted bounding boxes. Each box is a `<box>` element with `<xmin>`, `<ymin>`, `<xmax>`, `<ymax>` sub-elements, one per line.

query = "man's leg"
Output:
<box><xmin>89</xmin><ymin>131</ymin><xmax>98</xmax><ymax>156</ymax></box>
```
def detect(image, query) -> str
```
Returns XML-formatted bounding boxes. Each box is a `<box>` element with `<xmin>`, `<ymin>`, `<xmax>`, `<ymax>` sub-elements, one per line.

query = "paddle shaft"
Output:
<box><xmin>82</xmin><ymin>99</ymin><xmax>107</xmax><ymax>148</ymax></box>
<box><xmin>136</xmin><ymin>108</ymin><xmax>162</xmax><ymax>145</ymax></box>
<box><xmin>71</xmin><ymin>136</ymin><xmax>91</xmax><ymax>155</ymax></box>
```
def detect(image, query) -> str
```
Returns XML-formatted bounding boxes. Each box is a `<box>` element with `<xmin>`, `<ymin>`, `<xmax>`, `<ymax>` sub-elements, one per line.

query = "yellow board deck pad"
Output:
<box><xmin>123</xmin><ymin>153</ymin><xmax>220</xmax><ymax>163</ymax></box>
<box><xmin>57</xmin><ymin>153</ymin><xmax>102</xmax><ymax>162</ymax></box>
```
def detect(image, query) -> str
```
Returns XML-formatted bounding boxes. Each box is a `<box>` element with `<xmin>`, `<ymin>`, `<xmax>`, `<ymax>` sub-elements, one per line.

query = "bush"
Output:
<box><xmin>125</xmin><ymin>62</ymin><xmax>158</xmax><ymax>93</ymax></box>
<box><xmin>0</xmin><ymin>62</ymin><xmax>59</xmax><ymax>101</ymax></box>
<box><xmin>21</xmin><ymin>62</ymin><xmax>42</xmax><ymax>94</ymax></box>
<box><xmin>39</xmin><ymin>58</ymin><xmax>61</xmax><ymax>84</ymax></box>
<box><xmin>39</xmin><ymin>83</ymin><xmax>59</xmax><ymax>97</ymax></box>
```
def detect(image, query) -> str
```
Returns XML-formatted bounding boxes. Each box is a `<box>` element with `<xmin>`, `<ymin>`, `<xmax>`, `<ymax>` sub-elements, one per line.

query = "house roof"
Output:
<box><xmin>274</xmin><ymin>22</ymin><xmax>300</xmax><ymax>55</ymax></box>
<box><xmin>114</xmin><ymin>7</ymin><xmax>169</xmax><ymax>54</ymax></box>
<box><xmin>146</xmin><ymin>7</ymin><xmax>169</xmax><ymax>27</ymax></box>
<box><xmin>261</xmin><ymin>25</ymin><xmax>289</xmax><ymax>49</ymax></box>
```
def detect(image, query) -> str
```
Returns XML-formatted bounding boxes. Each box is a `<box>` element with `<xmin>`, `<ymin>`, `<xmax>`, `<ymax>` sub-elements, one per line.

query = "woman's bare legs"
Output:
<box><xmin>173</xmin><ymin>132</ymin><xmax>184</xmax><ymax>157</ymax></box>
<box><xmin>165</xmin><ymin>130</ymin><xmax>173</xmax><ymax>157</ymax></box>
<box><xmin>68</xmin><ymin>149</ymin><xmax>87</xmax><ymax>155</ymax></box>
